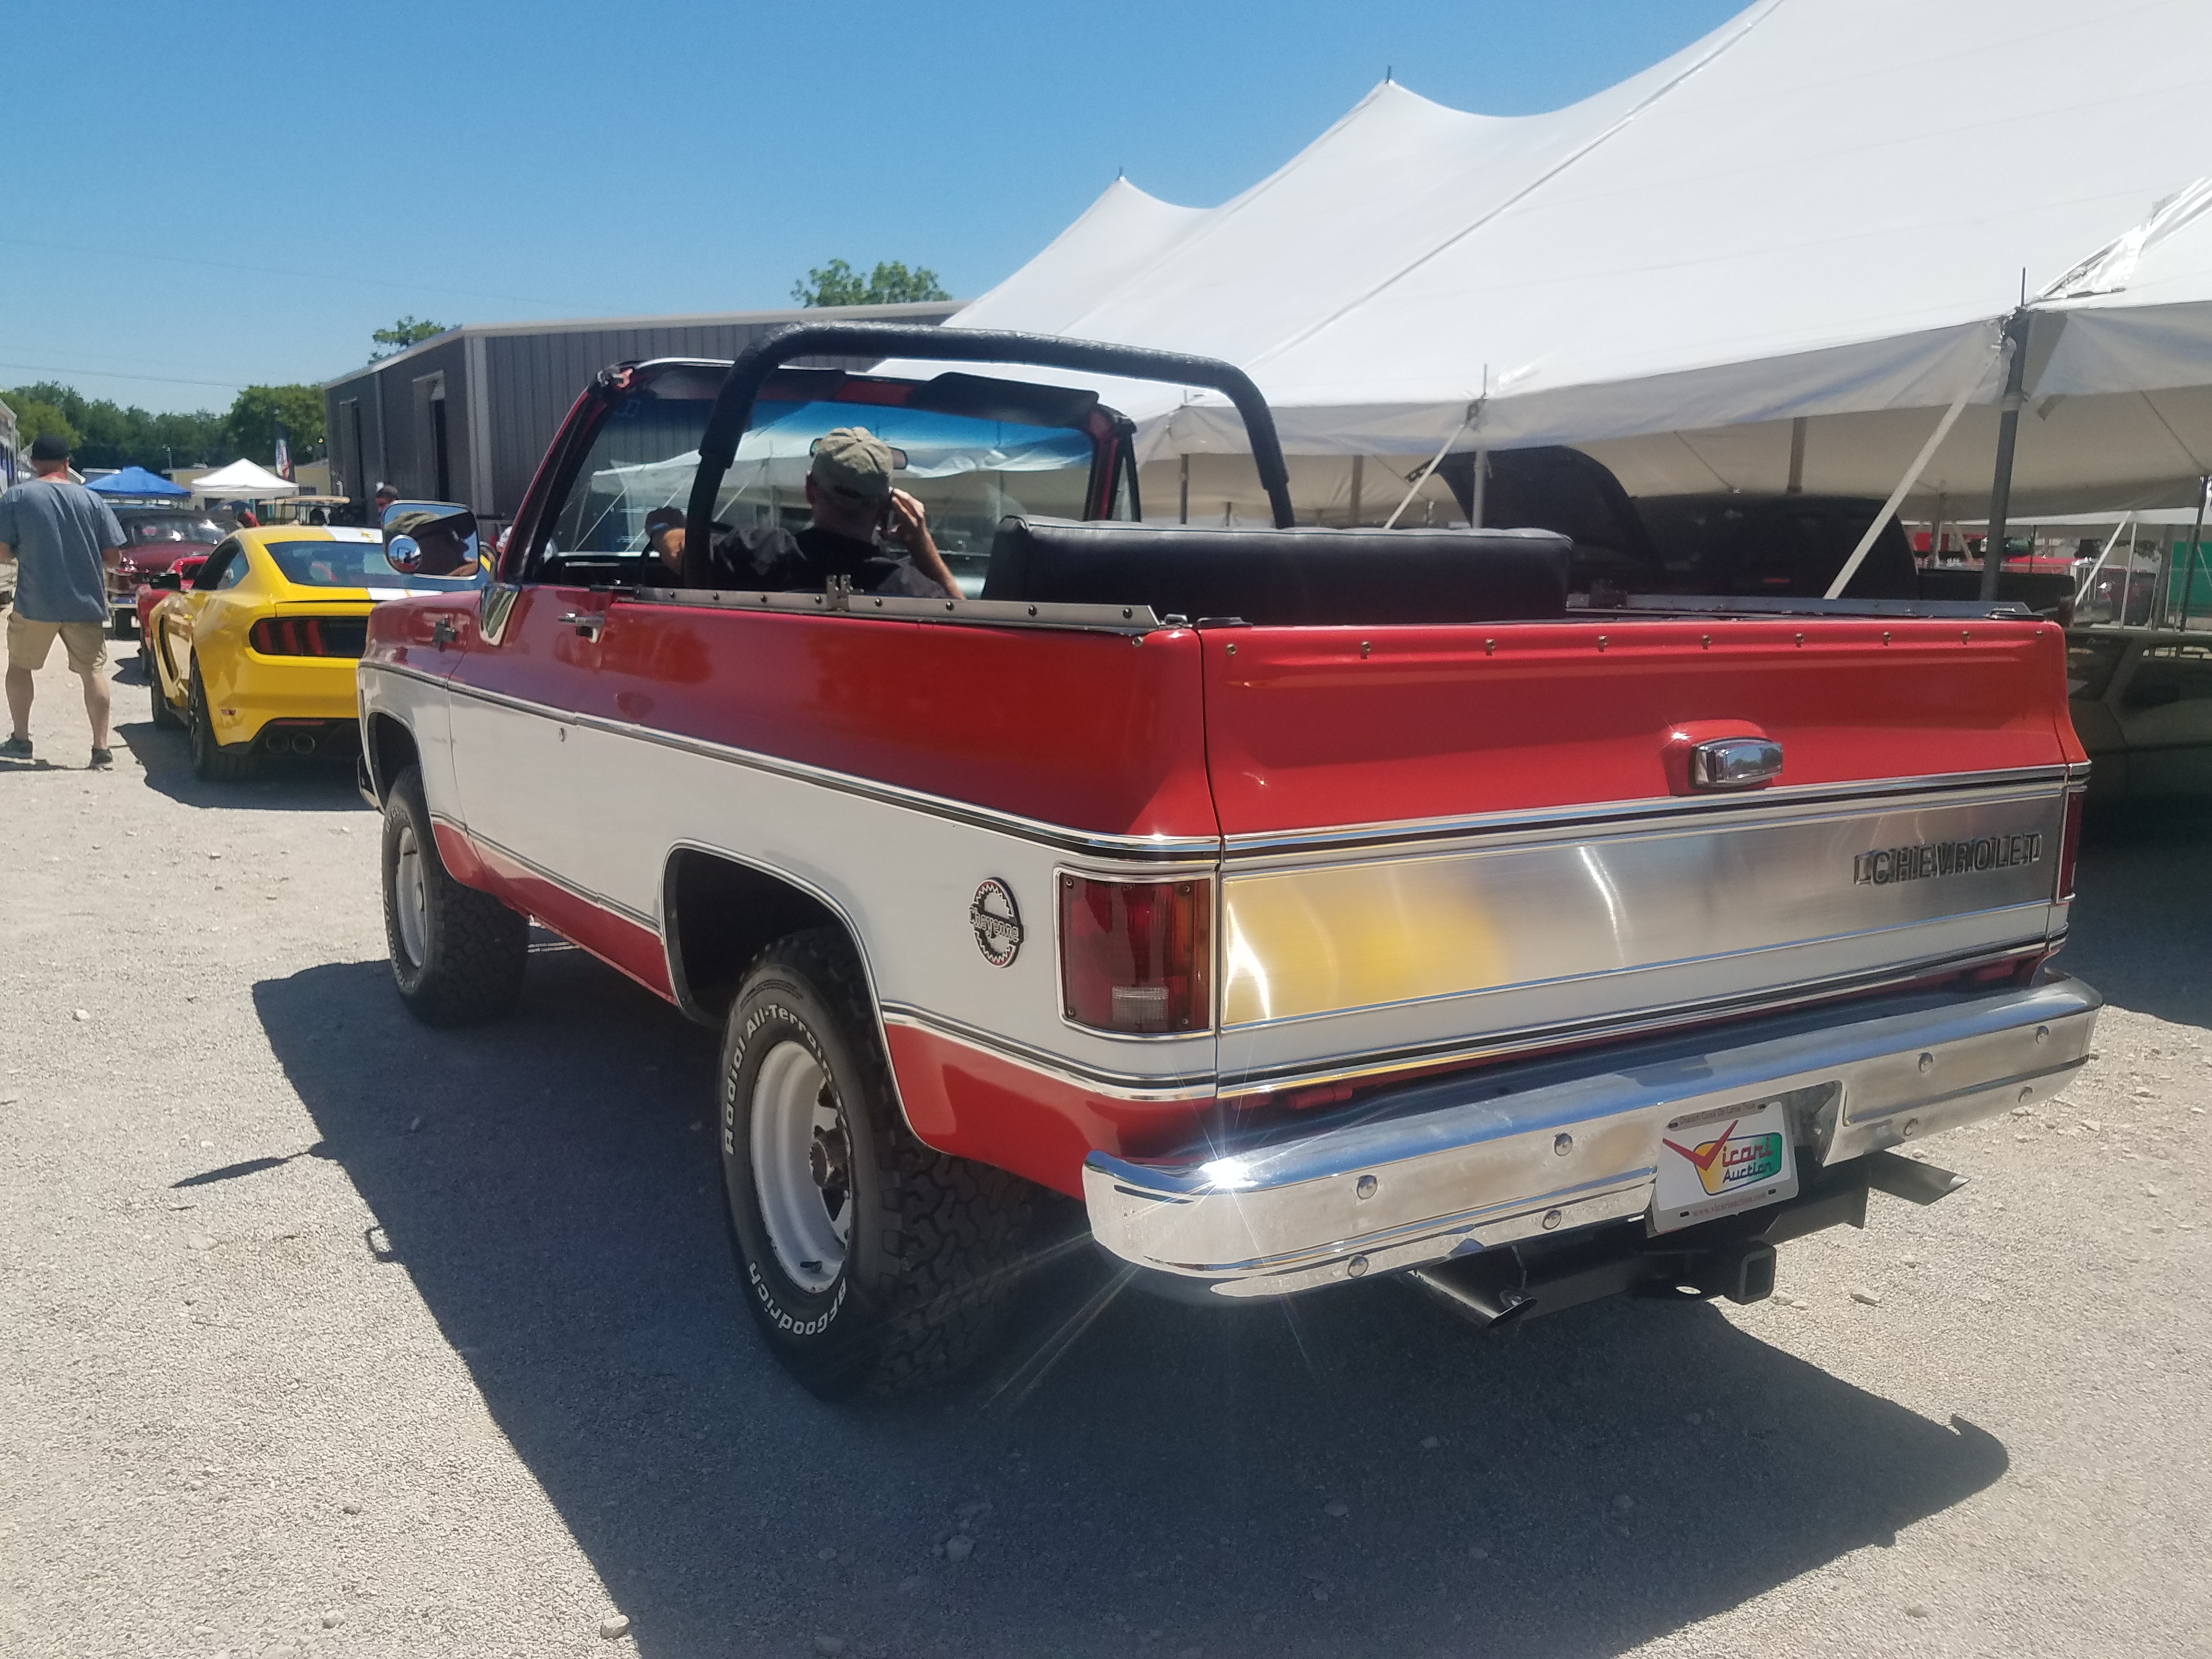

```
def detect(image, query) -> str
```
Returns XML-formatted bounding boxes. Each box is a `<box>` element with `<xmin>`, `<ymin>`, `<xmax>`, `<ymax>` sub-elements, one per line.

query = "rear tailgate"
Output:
<box><xmin>1203</xmin><ymin>615</ymin><xmax>2081</xmax><ymax>1096</ymax></box>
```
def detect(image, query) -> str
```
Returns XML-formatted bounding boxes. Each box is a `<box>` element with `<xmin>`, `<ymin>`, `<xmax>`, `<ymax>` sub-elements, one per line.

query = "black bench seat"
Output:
<box><xmin>981</xmin><ymin>517</ymin><xmax>1571</xmax><ymax>627</ymax></box>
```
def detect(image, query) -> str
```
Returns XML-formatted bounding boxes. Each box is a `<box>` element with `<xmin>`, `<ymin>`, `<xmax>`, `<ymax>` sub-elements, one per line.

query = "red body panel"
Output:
<box><xmin>885</xmin><ymin>1025</ymin><xmax>1211</xmax><ymax>1197</ymax></box>
<box><xmin>452</xmin><ymin>586</ymin><xmax>1220</xmax><ymax>839</ymax></box>
<box><xmin>1201</xmin><ymin>617</ymin><xmax>2083</xmax><ymax>834</ymax></box>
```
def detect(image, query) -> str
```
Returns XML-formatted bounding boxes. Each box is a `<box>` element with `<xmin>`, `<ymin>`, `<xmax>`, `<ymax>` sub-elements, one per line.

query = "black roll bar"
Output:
<box><xmin>681</xmin><ymin>324</ymin><xmax>1295</xmax><ymax>586</ymax></box>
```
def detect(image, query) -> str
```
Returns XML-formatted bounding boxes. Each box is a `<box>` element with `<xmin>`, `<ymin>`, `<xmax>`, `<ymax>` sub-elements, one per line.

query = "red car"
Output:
<box><xmin>109</xmin><ymin>509</ymin><xmax>225</xmax><ymax>636</ymax></box>
<box><xmin>358</xmin><ymin>325</ymin><xmax>2100</xmax><ymax>1398</ymax></box>
<box><xmin>133</xmin><ymin>552</ymin><xmax>208</xmax><ymax>636</ymax></box>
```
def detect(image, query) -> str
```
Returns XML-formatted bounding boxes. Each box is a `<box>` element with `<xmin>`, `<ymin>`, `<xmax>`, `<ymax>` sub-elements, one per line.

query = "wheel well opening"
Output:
<box><xmin>366</xmin><ymin>714</ymin><xmax>419</xmax><ymax>803</ymax></box>
<box><xmin>664</xmin><ymin>850</ymin><xmax>849</xmax><ymax>1023</ymax></box>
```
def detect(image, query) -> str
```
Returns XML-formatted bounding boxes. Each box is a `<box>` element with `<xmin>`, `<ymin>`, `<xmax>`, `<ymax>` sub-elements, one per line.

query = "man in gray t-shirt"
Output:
<box><xmin>0</xmin><ymin>433</ymin><xmax>127</xmax><ymax>768</ymax></box>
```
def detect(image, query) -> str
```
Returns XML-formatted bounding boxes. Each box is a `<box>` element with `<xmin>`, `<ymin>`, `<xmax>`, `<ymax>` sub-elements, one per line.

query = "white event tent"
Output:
<box><xmin>916</xmin><ymin>0</ymin><xmax>2212</xmax><ymax>526</ymax></box>
<box><xmin>188</xmin><ymin>459</ymin><xmax>298</xmax><ymax>501</ymax></box>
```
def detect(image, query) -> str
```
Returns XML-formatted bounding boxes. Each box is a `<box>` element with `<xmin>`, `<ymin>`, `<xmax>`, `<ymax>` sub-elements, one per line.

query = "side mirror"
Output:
<box><xmin>149</xmin><ymin>570</ymin><xmax>184</xmax><ymax>591</ymax></box>
<box><xmin>382</xmin><ymin>500</ymin><xmax>479</xmax><ymax>578</ymax></box>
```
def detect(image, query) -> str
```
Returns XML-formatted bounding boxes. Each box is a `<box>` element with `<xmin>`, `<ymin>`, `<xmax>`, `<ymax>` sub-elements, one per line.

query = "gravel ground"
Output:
<box><xmin>2</xmin><ymin>640</ymin><xmax>2207</xmax><ymax>1659</ymax></box>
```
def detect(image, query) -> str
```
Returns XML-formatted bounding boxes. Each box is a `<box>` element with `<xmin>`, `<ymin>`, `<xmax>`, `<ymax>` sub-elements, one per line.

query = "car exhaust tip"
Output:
<box><xmin>1407</xmin><ymin>1260</ymin><xmax>1537</xmax><ymax>1330</ymax></box>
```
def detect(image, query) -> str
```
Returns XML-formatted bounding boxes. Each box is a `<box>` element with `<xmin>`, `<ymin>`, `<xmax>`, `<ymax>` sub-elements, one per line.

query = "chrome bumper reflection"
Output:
<box><xmin>1082</xmin><ymin>978</ymin><xmax>2101</xmax><ymax>1297</ymax></box>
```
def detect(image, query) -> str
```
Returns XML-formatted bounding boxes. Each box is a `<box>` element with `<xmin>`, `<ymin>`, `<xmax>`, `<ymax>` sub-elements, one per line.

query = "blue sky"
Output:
<box><xmin>2</xmin><ymin>0</ymin><xmax>1743</xmax><ymax>415</ymax></box>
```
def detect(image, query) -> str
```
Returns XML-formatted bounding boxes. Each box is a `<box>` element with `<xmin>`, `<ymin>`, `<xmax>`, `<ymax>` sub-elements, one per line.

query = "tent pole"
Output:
<box><xmin>1786</xmin><ymin>416</ymin><xmax>1807</xmax><ymax>494</ymax></box>
<box><xmin>1979</xmin><ymin>309</ymin><xmax>2033</xmax><ymax>600</ymax></box>
<box><xmin>1348</xmin><ymin>454</ymin><xmax>1364</xmax><ymax>526</ymax></box>
<box><xmin>1824</xmin><ymin>385</ymin><xmax>1978</xmax><ymax>598</ymax></box>
<box><xmin>2180</xmin><ymin>473</ymin><xmax>2210</xmax><ymax>630</ymax></box>
<box><xmin>1470</xmin><ymin>449</ymin><xmax>1488</xmax><ymax>528</ymax></box>
<box><xmin>1178</xmin><ymin>454</ymin><xmax>1189</xmax><ymax>525</ymax></box>
<box><xmin>2124</xmin><ymin>519</ymin><xmax>2141</xmax><ymax>625</ymax></box>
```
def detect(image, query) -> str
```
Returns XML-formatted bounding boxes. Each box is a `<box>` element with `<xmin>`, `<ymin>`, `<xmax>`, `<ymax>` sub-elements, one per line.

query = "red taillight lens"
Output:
<box><xmin>252</xmin><ymin>618</ymin><xmax>319</xmax><ymax>656</ymax></box>
<box><xmin>2056</xmin><ymin>788</ymin><xmax>2084</xmax><ymax>902</ymax></box>
<box><xmin>1059</xmin><ymin>875</ymin><xmax>1212</xmax><ymax>1034</ymax></box>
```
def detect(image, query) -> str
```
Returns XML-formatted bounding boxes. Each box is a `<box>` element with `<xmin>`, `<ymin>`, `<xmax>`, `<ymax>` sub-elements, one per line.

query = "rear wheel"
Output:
<box><xmin>146</xmin><ymin>645</ymin><xmax>182</xmax><ymax>729</ymax></box>
<box><xmin>380</xmin><ymin>764</ymin><xmax>528</xmax><ymax>1026</ymax></box>
<box><xmin>187</xmin><ymin>665</ymin><xmax>253</xmax><ymax>781</ymax></box>
<box><xmin>719</xmin><ymin>928</ymin><xmax>1034</xmax><ymax>1398</ymax></box>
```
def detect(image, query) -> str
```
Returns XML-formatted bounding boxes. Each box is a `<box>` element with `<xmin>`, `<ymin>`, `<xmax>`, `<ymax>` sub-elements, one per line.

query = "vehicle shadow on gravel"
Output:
<box><xmin>2067</xmin><ymin>801</ymin><xmax>2212</xmax><ymax>1030</ymax></box>
<box><xmin>256</xmin><ymin>953</ymin><xmax>2008</xmax><ymax>1659</ymax></box>
<box><xmin>116</xmin><ymin>717</ymin><xmax>370</xmax><ymax>813</ymax></box>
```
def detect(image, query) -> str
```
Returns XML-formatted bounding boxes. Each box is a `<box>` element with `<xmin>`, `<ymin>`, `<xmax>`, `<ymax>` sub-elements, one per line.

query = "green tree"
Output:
<box><xmin>9</xmin><ymin>397</ymin><xmax>80</xmax><ymax>455</ymax></box>
<box><xmin>224</xmin><ymin>385</ymin><xmax>326</xmax><ymax>468</ymax></box>
<box><xmin>791</xmin><ymin>259</ymin><xmax>951</xmax><ymax>307</ymax></box>
<box><xmin>7</xmin><ymin>381</ymin><xmax>232</xmax><ymax>471</ymax></box>
<box><xmin>370</xmin><ymin>317</ymin><xmax>449</xmax><ymax>360</ymax></box>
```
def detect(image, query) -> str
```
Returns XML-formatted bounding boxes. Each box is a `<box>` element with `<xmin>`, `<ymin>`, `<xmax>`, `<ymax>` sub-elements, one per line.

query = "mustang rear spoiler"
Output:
<box><xmin>681</xmin><ymin>324</ymin><xmax>1296</xmax><ymax>588</ymax></box>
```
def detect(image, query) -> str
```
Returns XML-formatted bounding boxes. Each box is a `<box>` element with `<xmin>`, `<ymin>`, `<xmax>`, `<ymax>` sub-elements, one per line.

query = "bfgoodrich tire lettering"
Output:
<box><xmin>719</xmin><ymin>928</ymin><xmax>1033</xmax><ymax>1399</ymax></box>
<box><xmin>380</xmin><ymin>764</ymin><xmax>528</xmax><ymax>1026</ymax></box>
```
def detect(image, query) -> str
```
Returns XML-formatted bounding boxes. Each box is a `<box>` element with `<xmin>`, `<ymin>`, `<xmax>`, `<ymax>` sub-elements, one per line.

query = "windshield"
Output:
<box><xmin>125</xmin><ymin>514</ymin><xmax>223</xmax><ymax>545</ymax></box>
<box><xmin>545</xmin><ymin>372</ymin><xmax>1106</xmax><ymax>593</ymax></box>
<box><xmin>262</xmin><ymin>538</ymin><xmax>487</xmax><ymax>592</ymax></box>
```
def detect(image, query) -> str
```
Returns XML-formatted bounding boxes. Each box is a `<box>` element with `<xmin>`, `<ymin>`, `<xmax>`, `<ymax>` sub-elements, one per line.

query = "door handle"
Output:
<box><xmin>557</xmin><ymin>611</ymin><xmax>606</xmax><ymax>640</ymax></box>
<box><xmin>431</xmin><ymin>617</ymin><xmax>458</xmax><ymax>648</ymax></box>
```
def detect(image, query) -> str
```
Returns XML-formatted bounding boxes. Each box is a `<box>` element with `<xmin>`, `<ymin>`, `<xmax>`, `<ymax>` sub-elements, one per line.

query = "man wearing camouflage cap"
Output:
<box><xmin>383</xmin><ymin>507</ymin><xmax>478</xmax><ymax>578</ymax></box>
<box><xmin>698</xmin><ymin>426</ymin><xmax>961</xmax><ymax>599</ymax></box>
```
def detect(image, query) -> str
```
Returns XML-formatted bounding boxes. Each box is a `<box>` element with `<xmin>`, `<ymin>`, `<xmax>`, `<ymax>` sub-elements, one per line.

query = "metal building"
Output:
<box><xmin>319</xmin><ymin>301</ymin><xmax>961</xmax><ymax>526</ymax></box>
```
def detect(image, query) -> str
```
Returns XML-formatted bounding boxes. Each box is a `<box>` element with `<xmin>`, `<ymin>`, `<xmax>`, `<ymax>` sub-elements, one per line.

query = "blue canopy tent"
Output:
<box><xmin>87</xmin><ymin>465</ymin><xmax>188</xmax><ymax>499</ymax></box>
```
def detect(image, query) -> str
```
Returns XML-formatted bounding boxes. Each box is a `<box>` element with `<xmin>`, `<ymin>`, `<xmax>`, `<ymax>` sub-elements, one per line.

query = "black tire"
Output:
<box><xmin>187</xmin><ymin>665</ymin><xmax>255</xmax><ymax>782</ymax></box>
<box><xmin>719</xmin><ymin>928</ymin><xmax>1034</xmax><ymax>1399</ymax></box>
<box><xmin>380</xmin><ymin>764</ymin><xmax>528</xmax><ymax>1026</ymax></box>
<box><xmin>110</xmin><ymin>611</ymin><xmax>133</xmax><ymax>641</ymax></box>
<box><xmin>147</xmin><ymin>645</ymin><xmax>182</xmax><ymax>730</ymax></box>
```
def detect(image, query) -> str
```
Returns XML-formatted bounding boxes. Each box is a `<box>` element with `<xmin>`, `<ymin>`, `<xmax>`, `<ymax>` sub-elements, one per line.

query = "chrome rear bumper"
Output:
<box><xmin>1082</xmin><ymin>977</ymin><xmax>2100</xmax><ymax>1297</ymax></box>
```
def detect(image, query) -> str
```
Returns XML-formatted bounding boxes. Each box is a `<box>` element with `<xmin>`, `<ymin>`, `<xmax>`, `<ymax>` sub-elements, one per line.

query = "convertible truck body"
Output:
<box><xmin>358</xmin><ymin>326</ymin><xmax>2096</xmax><ymax>1390</ymax></box>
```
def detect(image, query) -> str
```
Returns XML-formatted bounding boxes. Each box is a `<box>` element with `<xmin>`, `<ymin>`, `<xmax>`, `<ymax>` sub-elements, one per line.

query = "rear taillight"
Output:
<box><xmin>249</xmin><ymin>618</ymin><xmax>368</xmax><ymax>658</ymax></box>
<box><xmin>1059</xmin><ymin>874</ymin><xmax>1212</xmax><ymax>1035</ymax></box>
<box><xmin>2056</xmin><ymin>787</ymin><xmax>2085</xmax><ymax>902</ymax></box>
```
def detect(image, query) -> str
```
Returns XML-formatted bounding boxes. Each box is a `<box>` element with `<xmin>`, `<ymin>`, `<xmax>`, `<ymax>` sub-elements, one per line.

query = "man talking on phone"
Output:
<box><xmin>695</xmin><ymin>427</ymin><xmax>961</xmax><ymax>599</ymax></box>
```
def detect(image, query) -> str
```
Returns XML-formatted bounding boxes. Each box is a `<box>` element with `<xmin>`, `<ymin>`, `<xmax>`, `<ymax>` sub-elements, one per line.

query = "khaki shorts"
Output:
<box><xmin>7</xmin><ymin>613</ymin><xmax>110</xmax><ymax>675</ymax></box>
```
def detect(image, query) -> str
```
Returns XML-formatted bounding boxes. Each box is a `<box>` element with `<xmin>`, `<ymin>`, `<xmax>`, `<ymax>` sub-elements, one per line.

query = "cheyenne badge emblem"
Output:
<box><xmin>969</xmin><ymin>878</ymin><xmax>1023</xmax><ymax>967</ymax></box>
<box><xmin>1855</xmin><ymin>833</ymin><xmax>2042</xmax><ymax>886</ymax></box>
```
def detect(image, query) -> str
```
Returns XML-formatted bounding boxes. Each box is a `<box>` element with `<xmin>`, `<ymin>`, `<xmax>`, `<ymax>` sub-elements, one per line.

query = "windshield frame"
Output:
<box><xmin>511</xmin><ymin>358</ymin><xmax>1132</xmax><ymax>588</ymax></box>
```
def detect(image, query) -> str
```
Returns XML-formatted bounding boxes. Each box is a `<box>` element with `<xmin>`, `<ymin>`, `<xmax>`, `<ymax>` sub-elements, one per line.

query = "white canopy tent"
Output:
<box><xmin>189</xmin><ymin>459</ymin><xmax>298</xmax><ymax>501</ymax></box>
<box><xmin>906</xmin><ymin>0</ymin><xmax>2212</xmax><ymax>525</ymax></box>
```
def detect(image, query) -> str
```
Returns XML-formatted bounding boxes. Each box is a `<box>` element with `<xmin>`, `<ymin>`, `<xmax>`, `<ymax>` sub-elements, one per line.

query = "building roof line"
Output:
<box><xmin>322</xmin><ymin>300</ymin><xmax>968</xmax><ymax>389</ymax></box>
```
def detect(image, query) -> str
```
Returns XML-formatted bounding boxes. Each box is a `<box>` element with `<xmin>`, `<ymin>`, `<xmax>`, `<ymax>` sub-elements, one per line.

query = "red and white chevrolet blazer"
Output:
<box><xmin>357</xmin><ymin>325</ymin><xmax>2100</xmax><ymax>1397</ymax></box>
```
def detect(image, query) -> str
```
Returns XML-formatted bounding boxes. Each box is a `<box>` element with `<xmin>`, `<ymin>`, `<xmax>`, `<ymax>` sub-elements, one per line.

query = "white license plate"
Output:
<box><xmin>1651</xmin><ymin>1097</ymin><xmax>1799</xmax><ymax>1233</ymax></box>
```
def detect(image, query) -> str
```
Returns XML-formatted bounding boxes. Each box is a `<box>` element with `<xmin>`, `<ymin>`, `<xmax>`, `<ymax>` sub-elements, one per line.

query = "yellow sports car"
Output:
<box><xmin>143</xmin><ymin>524</ymin><xmax>483</xmax><ymax>781</ymax></box>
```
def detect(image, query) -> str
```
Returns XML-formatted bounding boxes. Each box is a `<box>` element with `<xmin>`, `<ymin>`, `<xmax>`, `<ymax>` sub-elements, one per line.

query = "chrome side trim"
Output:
<box><xmin>880</xmin><ymin>1002</ymin><xmax>1218</xmax><ymax>1101</ymax></box>
<box><xmin>454</xmin><ymin>819</ymin><xmax>662</xmax><ymax>933</ymax></box>
<box><xmin>1220</xmin><ymin>766</ymin><xmax>2072</xmax><ymax>860</ymax></box>
<box><xmin>1084</xmin><ymin>977</ymin><xmax>2101</xmax><ymax>1297</ymax></box>
<box><xmin>631</xmin><ymin>584</ymin><xmax>1167</xmax><ymax>636</ymax></box>
<box><xmin>359</xmin><ymin>657</ymin><xmax>1222</xmax><ymax>862</ymax></box>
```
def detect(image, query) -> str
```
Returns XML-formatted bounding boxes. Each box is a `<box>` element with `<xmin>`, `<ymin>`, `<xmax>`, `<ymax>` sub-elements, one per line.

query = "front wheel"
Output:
<box><xmin>380</xmin><ymin>764</ymin><xmax>528</xmax><ymax>1026</ymax></box>
<box><xmin>719</xmin><ymin>929</ymin><xmax>1033</xmax><ymax>1398</ymax></box>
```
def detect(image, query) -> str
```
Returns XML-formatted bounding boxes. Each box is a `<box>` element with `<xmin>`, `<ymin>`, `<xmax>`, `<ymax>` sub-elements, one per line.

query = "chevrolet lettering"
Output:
<box><xmin>1855</xmin><ymin>833</ymin><xmax>2045</xmax><ymax>887</ymax></box>
<box><xmin>358</xmin><ymin>321</ymin><xmax>2100</xmax><ymax>1401</ymax></box>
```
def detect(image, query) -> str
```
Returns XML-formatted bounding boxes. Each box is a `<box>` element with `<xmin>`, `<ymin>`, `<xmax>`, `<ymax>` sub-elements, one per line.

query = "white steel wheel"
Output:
<box><xmin>392</xmin><ymin>821</ymin><xmax>429</xmax><ymax>969</ymax></box>
<box><xmin>748</xmin><ymin>1040</ymin><xmax>852</xmax><ymax>1293</ymax></box>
